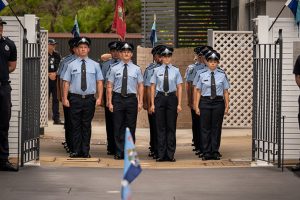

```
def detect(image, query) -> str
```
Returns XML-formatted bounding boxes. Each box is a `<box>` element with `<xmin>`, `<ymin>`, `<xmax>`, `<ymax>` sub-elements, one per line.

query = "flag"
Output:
<box><xmin>121</xmin><ymin>128</ymin><xmax>142</xmax><ymax>200</ymax></box>
<box><xmin>112</xmin><ymin>0</ymin><xmax>126</xmax><ymax>41</ymax></box>
<box><xmin>71</xmin><ymin>15</ymin><xmax>80</xmax><ymax>38</ymax></box>
<box><xmin>0</xmin><ymin>0</ymin><xmax>8</xmax><ymax>12</ymax></box>
<box><xmin>150</xmin><ymin>14</ymin><xmax>157</xmax><ymax>48</ymax></box>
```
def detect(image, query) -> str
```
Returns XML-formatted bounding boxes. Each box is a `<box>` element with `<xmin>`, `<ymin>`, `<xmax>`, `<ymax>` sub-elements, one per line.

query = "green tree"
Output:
<box><xmin>1</xmin><ymin>0</ymin><xmax>141</xmax><ymax>33</ymax></box>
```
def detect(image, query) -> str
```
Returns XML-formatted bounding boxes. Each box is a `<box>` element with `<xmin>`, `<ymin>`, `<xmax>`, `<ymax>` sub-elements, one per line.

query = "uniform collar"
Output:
<box><xmin>120</xmin><ymin>60</ymin><xmax>132</xmax><ymax>66</ymax></box>
<box><xmin>161</xmin><ymin>64</ymin><xmax>171</xmax><ymax>68</ymax></box>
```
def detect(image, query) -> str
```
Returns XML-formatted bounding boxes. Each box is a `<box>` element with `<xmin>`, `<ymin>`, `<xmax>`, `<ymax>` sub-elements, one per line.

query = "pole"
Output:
<box><xmin>268</xmin><ymin>5</ymin><xmax>286</xmax><ymax>32</ymax></box>
<box><xmin>7</xmin><ymin>4</ymin><xmax>27</xmax><ymax>38</ymax></box>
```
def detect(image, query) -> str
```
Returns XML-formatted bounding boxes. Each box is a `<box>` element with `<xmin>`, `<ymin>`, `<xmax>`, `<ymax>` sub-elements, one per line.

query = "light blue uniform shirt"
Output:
<box><xmin>63</xmin><ymin>57</ymin><xmax>104</xmax><ymax>95</ymax></box>
<box><xmin>196</xmin><ymin>68</ymin><xmax>230</xmax><ymax>96</ymax></box>
<box><xmin>100</xmin><ymin>58</ymin><xmax>120</xmax><ymax>85</ymax></box>
<box><xmin>57</xmin><ymin>54</ymin><xmax>73</xmax><ymax>76</ymax></box>
<box><xmin>107</xmin><ymin>61</ymin><xmax>143</xmax><ymax>94</ymax></box>
<box><xmin>144</xmin><ymin>62</ymin><xmax>160</xmax><ymax>87</ymax></box>
<box><xmin>150</xmin><ymin>64</ymin><xmax>183</xmax><ymax>93</ymax></box>
<box><xmin>59</xmin><ymin>54</ymin><xmax>77</xmax><ymax>79</ymax></box>
<box><xmin>186</xmin><ymin>63</ymin><xmax>206</xmax><ymax>83</ymax></box>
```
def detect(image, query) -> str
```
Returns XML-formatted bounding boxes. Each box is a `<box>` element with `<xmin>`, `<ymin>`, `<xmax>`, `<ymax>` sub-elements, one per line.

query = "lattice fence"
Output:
<box><xmin>209</xmin><ymin>31</ymin><xmax>253</xmax><ymax>128</ymax></box>
<box><xmin>40</xmin><ymin>30</ymin><xmax>48</xmax><ymax>127</ymax></box>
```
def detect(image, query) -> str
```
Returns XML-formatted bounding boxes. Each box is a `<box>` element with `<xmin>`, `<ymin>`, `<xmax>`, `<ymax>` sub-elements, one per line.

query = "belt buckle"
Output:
<box><xmin>164</xmin><ymin>92</ymin><xmax>168</xmax><ymax>96</ymax></box>
<box><xmin>210</xmin><ymin>96</ymin><xmax>215</xmax><ymax>100</ymax></box>
<box><xmin>82</xmin><ymin>95</ymin><xmax>86</xmax><ymax>99</ymax></box>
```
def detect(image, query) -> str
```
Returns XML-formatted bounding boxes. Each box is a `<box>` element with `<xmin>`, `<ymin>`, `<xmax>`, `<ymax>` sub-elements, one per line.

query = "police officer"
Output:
<box><xmin>57</xmin><ymin>37</ymin><xmax>79</xmax><ymax>154</ymax></box>
<box><xmin>194</xmin><ymin>50</ymin><xmax>230</xmax><ymax>160</ymax></box>
<box><xmin>185</xmin><ymin>46</ymin><xmax>207</xmax><ymax>156</ymax></box>
<box><xmin>292</xmin><ymin>55</ymin><xmax>300</xmax><ymax>171</ymax></box>
<box><xmin>48</xmin><ymin>39</ymin><xmax>63</xmax><ymax>125</ymax></box>
<box><xmin>107</xmin><ymin>42</ymin><xmax>144</xmax><ymax>160</ymax></box>
<box><xmin>0</xmin><ymin>17</ymin><xmax>17</xmax><ymax>171</ymax></box>
<box><xmin>150</xmin><ymin>47</ymin><xmax>183</xmax><ymax>162</ymax></box>
<box><xmin>143</xmin><ymin>45</ymin><xmax>165</xmax><ymax>159</ymax></box>
<box><xmin>63</xmin><ymin>37</ymin><xmax>104</xmax><ymax>158</ymax></box>
<box><xmin>100</xmin><ymin>41</ymin><xmax>120</xmax><ymax>156</ymax></box>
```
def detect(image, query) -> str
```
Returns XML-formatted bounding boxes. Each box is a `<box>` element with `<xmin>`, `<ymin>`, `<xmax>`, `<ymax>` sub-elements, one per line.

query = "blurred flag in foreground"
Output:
<box><xmin>112</xmin><ymin>0</ymin><xmax>126</xmax><ymax>41</ymax></box>
<box><xmin>150</xmin><ymin>14</ymin><xmax>157</xmax><ymax>47</ymax></box>
<box><xmin>121</xmin><ymin>128</ymin><xmax>142</xmax><ymax>200</ymax></box>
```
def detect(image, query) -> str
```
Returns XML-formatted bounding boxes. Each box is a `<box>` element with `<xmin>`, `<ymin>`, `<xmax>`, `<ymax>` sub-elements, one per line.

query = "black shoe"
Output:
<box><xmin>107</xmin><ymin>151</ymin><xmax>115</xmax><ymax>155</ymax></box>
<box><xmin>156</xmin><ymin>157</ymin><xmax>165</xmax><ymax>162</ymax></box>
<box><xmin>195</xmin><ymin>150</ymin><xmax>202</xmax><ymax>155</ymax></box>
<box><xmin>169</xmin><ymin>158</ymin><xmax>176</xmax><ymax>162</ymax></box>
<box><xmin>292</xmin><ymin>163</ymin><xmax>300</xmax><ymax>171</ymax></box>
<box><xmin>191</xmin><ymin>143</ymin><xmax>195</xmax><ymax>146</ymax></box>
<box><xmin>152</xmin><ymin>154</ymin><xmax>158</xmax><ymax>159</ymax></box>
<box><xmin>217</xmin><ymin>152</ymin><xmax>222</xmax><ymax>158</ymax></box>
<box><xmin>53</xmin><ymin>120</ymin><xmax>64</xmax><ymax>125</ymax></box>
<box><xmin>69</xmin><ymin>153</ymin><xmax>80</xmax><ymax>158</ymax></box>
<box><xmin>202</xmin><ymin>154</ymin><xmax>212</xmax><ymax>161</ymax></box>
<box><xmin>192</xmin><ymin>148</ymin><xmax>198</xmax><ymax>151</ymax></box>
<box><xmin>0</xmin><ymin>161</ymin><xmax>18</xmax><ymax>171</ymax></box>
<box><xmin>198</xmin><ymin>153</ymin><xmax>204</xmax><ymax>158</ymax></box>
<box><xmin>148</xmin><ymin>151</ymin><xmax>155</xmax><ymax>157</ymax></box>
<box><xmin>114</xmin><ymin>155</ymin><xmax>124</xmax><ymax>160</ymax></box>
<box><xmin>82</xmin><ymin>154</ymin><xmax>91</xmax><ymax>158</ymax></box>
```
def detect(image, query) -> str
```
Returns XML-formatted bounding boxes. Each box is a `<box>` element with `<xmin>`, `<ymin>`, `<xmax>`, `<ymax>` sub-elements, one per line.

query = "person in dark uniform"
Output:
<box><xmin>57</xmin><ymin>37</ymin><xmax>79</xmax><ymax>154</ymax></box>
<box><xmin>150</xmin><ymin>47</ymin><xmax>183</xmax><ymax>162</ymax></box>
<box><xmin>292</xmin><ymin>55</ymin><xmax>300</xmax><ymax>171</ymax></box>
<box><xmin>185</xmin><ymin>46</ymin><xmax>211</xmax><ymax>156</ymax></box>
<box><xmin>194</xmin><ymin>50</ymin><xmax>230</xmax><ymax>160</ymax></box>
<box><xmin>143</xmin><ymin>45</ymin><xmax>165</xmax><ymax>159</ymax></box>
<box><xmin>48</xmin><ymin>38</ymin><xmax>63</xmax><ymax>125</ymax></box>
<box><xmin>0</xmin><ymin>17</ymin><xmax>17</xmax><ymax>171</ymax></box>
<box><xmin>63</xmin><ymin>37</ymin><xmax>104</xmax><ymax>158</ymax></box>
<box><xmin>100</xmin><ymin>41</ymin><xmax>120</xmax><ymax>156</ymax></box>
<box><xmin>107</xmin><ymin>42</ymin><xmax>144</xmax><ymax>160</ymax></box>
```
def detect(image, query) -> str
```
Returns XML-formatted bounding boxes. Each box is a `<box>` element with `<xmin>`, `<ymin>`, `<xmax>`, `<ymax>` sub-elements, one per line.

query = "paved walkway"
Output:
<box><xmin>40</xmin><ymin>123</ymin><xmax>252</xmax><ymax>168</ymax></box>
<box><xmin>1</xmin><ymin>167</ymin><xmax>299</xmax><ymax>200</ymax></box>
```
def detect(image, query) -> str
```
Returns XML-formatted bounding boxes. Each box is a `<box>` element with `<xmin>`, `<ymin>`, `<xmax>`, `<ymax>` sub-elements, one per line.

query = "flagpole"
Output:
<box><xmin>7</xmin><ymin>4</ymin><xmax>27</xmax><ymax>37</ymax></box>
<box><xmin>268</xmin><ymin>4</ymin><xmax>287</xmax><ymax>31</ymax></box>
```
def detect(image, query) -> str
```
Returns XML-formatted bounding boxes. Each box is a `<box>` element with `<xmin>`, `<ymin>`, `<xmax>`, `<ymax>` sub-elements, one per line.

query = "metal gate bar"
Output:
<box><xmin>252</xmin><ymin>29</ymin><xmax>283</xmax><ymax>167</ymax></box>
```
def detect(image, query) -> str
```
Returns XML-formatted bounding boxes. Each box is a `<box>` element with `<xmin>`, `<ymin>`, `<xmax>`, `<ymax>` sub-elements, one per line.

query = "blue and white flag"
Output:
<box><xmin>0</xmin><ymin>0</ymin><xmax>8</xmax><ymax>12</ymax></box>
<box><xmin>71</xmin><ymin>15</ymin><xmax>80</xmax><ymax>38</ymax></box>
<box><xmin>121</xmin><ymin>128</ymin><xmax>142</xmax><ymax>200</ymax></box>
<box><xmin>149</xmin><ymin>14</ymin><xmax>157</xmax><ymax>48</ymax></box>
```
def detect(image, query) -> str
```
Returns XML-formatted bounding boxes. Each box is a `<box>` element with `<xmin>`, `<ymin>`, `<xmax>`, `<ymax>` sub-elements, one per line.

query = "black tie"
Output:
<box><xmin>163</xmin><ymin>66</ymin><xmax>169</xmax><ymax>92</ymax></box>
<box><xmin>121</xmin><ymin>63</ymin><xmax>128</xmax><ymax>96</ymax></box>
<box><xmin>211</xmin><ymin>71</ymin><xmax>216</xmax><ymax>99</ymax></box>
<box><xmin>81</xmin><ymin>59</ymin><xmax>87</xmax><ymax>91</ymax></box>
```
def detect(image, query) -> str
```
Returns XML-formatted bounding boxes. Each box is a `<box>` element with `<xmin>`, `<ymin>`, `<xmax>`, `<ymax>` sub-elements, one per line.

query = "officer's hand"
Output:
<box><xmin>108</xmin><ymin>103</ymin><xmax>114</xmax><ymax>112</ymax></box>
<box><xmin>225</xmin><ymin>107</ymin><xmax>229</xmax><ymax>115</ymax></box>
<box><xmin>143</xmin><ymin>104</ymin><xmax>148</xmax><ymax>110</ymax></box>
<box><xmin>150</xmin><ymin>105</ymin><xmax>155</xmax><ymax>114</ymax></box>
<box><xmin>195</xmin><ymin>108</ymin><xmax>200</xmax><ymax>116</ymax></box>
<box><xmin>177</xmin><ymin>105</ymin><xmax>182</xmax><ymax>113</ymax></box>
<box><xmin>96</xmin><ymin>98</ymin><xmax>102</xmax><ymax>106</ymax></box>
<box><xmin>63</xmin><ymin>99</ymin><xmax>70</xmax><ymax>107</ymax></box>
<box><xmin>138</xmin><ymin>103</ymin><xmax>143</xmax><ymax>112</ymax></box>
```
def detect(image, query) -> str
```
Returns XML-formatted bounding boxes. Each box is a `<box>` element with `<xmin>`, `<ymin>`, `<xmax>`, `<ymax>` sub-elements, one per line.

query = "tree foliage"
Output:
<box><xmin>1</xmin><ymin>0</ymin><xmax>141</xmax><ymax>33</ymax></box>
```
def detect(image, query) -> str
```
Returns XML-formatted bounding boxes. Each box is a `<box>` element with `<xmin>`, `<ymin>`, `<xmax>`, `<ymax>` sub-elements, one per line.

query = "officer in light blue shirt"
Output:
<box><xmin>106</xmin><ymin>42</ymin><xmax>144</xmax><ymax>160</ymax></box>
<box><xmin>143</xmin><ymin>45</ymin><xmax>165</xmax><ymax>159</ymax></box>
<box><xmin>62</xmin><ymin>37</ymin><xmax>104</xmax><ymax>158</ymax></box>
<box><xmin>57</xmin><ymin>37</ymin><xmax>79</xmax><ymax>155</ymax></box>
<box><xmin>100</xmin><ymin>41</ymin><xmax>121</xmax><ymax>156</ymax></box>
<box><xmin>194</xmin><ymin>50</ymin><xmax>230</xmax><ymax>161</ymax></box>
<box><xmin>185</xmin><ymin>46</ymin><xmax>211</xmax><ymax>157</ymax></box>
<box><xmin>150</xmin><ymin>46</ymin><xmax>183</xmax><ymax>162</ymax></box>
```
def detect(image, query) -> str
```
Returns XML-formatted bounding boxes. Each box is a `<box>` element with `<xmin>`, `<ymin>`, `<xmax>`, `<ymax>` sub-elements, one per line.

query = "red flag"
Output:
<box><xmin>112</xmin><ymin>0</ymin><xmax>126</xmax><ymax>41</ymax></box>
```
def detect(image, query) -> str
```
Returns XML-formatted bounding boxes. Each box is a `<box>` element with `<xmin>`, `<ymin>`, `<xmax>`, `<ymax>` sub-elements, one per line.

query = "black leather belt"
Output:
<box><xmin>113</xmin><ymin>92</ymin><xmax>136</xmax><ymax>98</ymax></box>
<box><xmin>201</xmin><ymin>96</ymin><xmax>224</xmax><ymax>100</ymax></box>
<box><xmin>0</xmin><ymin>81</ymin><xmax>10</xmax><ymax>87</ymax></box>
<box><xmin>69</xmin><ymin>93</ymin><xmax>94</xmax><ymax>99</ymax></box>
<box><xmin>157</xmin><ymin>91</ymin><xmax>176</xmax><ymax>96</ymax></box>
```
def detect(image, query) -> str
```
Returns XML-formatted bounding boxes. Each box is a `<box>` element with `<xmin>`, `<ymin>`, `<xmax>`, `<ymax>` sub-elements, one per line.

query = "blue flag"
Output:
<box><xmin>0</xmin><ymin>0</ymin><xmax>8</xmax><ymax>12</ymax></box>
<box><xmin>121</xmin><ymin>128</ymin><xmax>142</xmax><ymax>200</ymax></box>
<box><xmin>150</xmin><ymin>15</ymin><xmax>157</xmax><ymax>47</ymax></box>
<box><xmin>71</xmin><ymin>15</ymin><xmax>80</xmax><ymax>38</ymax></box>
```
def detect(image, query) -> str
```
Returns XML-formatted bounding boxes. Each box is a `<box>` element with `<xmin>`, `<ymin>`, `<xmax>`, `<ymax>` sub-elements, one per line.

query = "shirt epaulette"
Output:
<box><xmin>199</xmin><ymin>69</ymin><xmax>208</xmax><ymax>74</ymax></box>
<box><xmin>110</xmin><ymin>61</ymin><xmax>119</xmax><ymax>68</ymax></box>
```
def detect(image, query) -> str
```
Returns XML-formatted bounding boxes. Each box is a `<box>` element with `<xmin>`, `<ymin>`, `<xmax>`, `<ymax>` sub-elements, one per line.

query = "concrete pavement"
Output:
<box><xmin>0</xmin><ymin>167</ymin><xmax>299</xmax><ymax>200</ymax></box>
<box><xmin>39</xmin><ymin>123</ymin><xmax>252</xmax><ymax>168</ymax></box>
